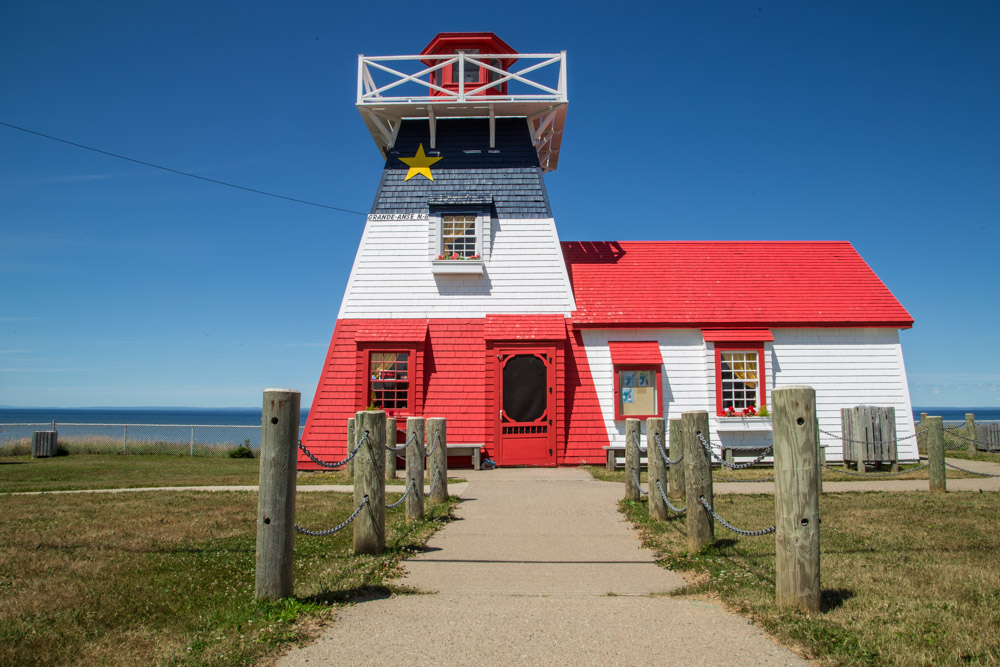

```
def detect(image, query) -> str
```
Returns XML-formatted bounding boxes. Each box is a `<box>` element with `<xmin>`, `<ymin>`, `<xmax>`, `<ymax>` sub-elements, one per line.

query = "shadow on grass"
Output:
<box><xmin>300</xmin><ymin>585</ymin><xmax>395</xmax><ymax>606</ymax></box>
<box><xmin>821</xmin><ymin>588</ymin><xmax>854</xmax><ymax>612</ymax></box>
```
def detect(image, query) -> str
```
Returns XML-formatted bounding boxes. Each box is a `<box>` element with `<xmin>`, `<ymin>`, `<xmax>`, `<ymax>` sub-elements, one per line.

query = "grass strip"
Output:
<box><xmin>620</xmin><ymin>491</ymin><xmax>1000</xmax><ymax>666</ymax></box>
<box><xmin>0</xmin><ymin>489</ymin><xmax>457</xmax><ymax>665</ymax></box>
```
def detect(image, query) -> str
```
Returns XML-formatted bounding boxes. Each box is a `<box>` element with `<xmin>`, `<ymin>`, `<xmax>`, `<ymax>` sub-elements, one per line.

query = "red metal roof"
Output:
<box><xmin>353</xmin><ymin>319</ymin><xmax>428</xmax><ymax>342</ymax></box>
<box><xmin>608</xmin><ymin>341</ymin><xmax>663</xmax><ymax>365</ymax></box>
<box><xmin>702</xmin><ymin>329</ymin><xmax>774</xmax><ymax>342</ymax></box>
<box><xmin>483</xmin><ymin>314</ymin><xmax>567</xmax><ymax>340</ymax></box>
<box><xmin>562</xmin><ymin>241</ymin><xmax>913</xmax><ymax>329</ymax></box>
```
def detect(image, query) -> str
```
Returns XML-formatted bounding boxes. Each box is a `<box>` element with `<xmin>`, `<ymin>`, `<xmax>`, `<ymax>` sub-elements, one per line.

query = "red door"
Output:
<box><xmin>496</xmin><ymin>348</ymin><xmax>556</xmax><ymax>466</ymax></box>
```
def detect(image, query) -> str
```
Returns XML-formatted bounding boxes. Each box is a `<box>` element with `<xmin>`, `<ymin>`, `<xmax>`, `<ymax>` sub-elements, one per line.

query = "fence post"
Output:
<box><xmin>190</xmin><ymin>426</ymin><xmax>195</xmax><ymax>456</ymax></box>
<box><xmin>667</xmin><ymin>418</ymin><xmax>685</xmax><ymax>502</ymax></box>
<box><xmin>426</xmin><ymin>417</ymin><xmax>449</xmax><ymax>502</ymax></box>
<box><xmin>405</xmin><ymin>417</ymin><xmax>425</xmax><ymax>521</ymax></box>
<box><xmin>255</xmin><ymin>388</ymin><xmax>300</xmax><ymax>601</ymax></box>
<box><xmin>346</xmin><ymin>418</ymin><xmax>356</xmax><ymax>477</ymax></box>
<box><xmin>385</xmin><ymin>417</ymin><xmax>398</xmax><ymax>480</ymax></box>
<box><xmin>965</xmin><ymin>413</ymin><xmax>976</xmax><ymax>454</ymax></box>
<box><xmin>353</xmin><ymin>410</ymin><xmax>386</xmax><ymax>554</ymax></box>
<box><xmin>624</xmin><ymin>418</ymin><xmax>641</xmax><ymax>501</ymax></box>
<box><xmin>683</xmin><ymin>411</ymin><xmax>713</xmax><ymax>552</ymax></box>
<box><xmin>918</xmin><ymin>412</ymin><xmax>928</xmax><ymax>454</ymax></box>
<box><xmin>647</xmin><ymin>418</ymin><xmax>667</xmax><ymax>521</ymax></box>
<box><xmin>927</xmin><ymin>416</ymin><xmax>946</xmax><ymax>493</ymax></box>
<box><xmin>122</xmin><ymin>425</ymin><xmax>127</xmax><ymax>454</ymax></box>
<box><xmin>772</xmin><ymin>386</ymin><xmax>820</xmax><ymax>613</ymax></box>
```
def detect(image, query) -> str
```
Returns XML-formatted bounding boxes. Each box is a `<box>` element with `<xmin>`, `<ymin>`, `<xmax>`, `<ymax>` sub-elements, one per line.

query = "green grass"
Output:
<box><xmin>621</xmin><ymin>492</ymin><xmax>1000</xmax><ymax>666</ymax></box>
<box><xmin>0</xmin><ymin>455</ymin><xmax>464</xmax><ymax>493</ymax></box>
<box><xmin>0</xmin><ymin>489</ymin><xmax>458</xmax><ymax>666</ymax></box>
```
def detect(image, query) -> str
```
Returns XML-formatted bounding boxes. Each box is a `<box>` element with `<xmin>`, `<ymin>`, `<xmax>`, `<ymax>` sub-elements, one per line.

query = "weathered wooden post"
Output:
<box><xmin>256</xmin><ymin>388</ymin><xmax>300</xmax><ymax>601</ymax></box>
<box><xmin>647</xmin><ymin>418</ymin><xmax>667</xmax><ymax>520</ymax></box>
<box><xmin>926</xmin><ymin>416</ymin><xmax>946</xmax><ymax>493</ymax></box>
<box><xmin>346</xmin><ymin>417</ymin><xmax>356</xmax><ymax>477</ymax></box>
<box><xmin>624</xmin><ymin>418</ymin><xmax>641</xmax><ymax>501</ymax></box>
<box><xmin>918</xmin><ymin>411</ymin><xmax>928</xmax><ymax>454</ymax></box>
<box><xmin>426</xmin><ymin>417</ymin><xmax>449</xmax><ymax>502</ymax></box>
<box><xmin>385</xmin><ymin>417</ymin><xmax>398</xmax><ymax>480</ymax></box>
<box><xmin>405</xmin><ymin>417</ymin><xmax>425</xmax><ymax>521</ymax></box>
<box><xmin>683</xmin><ymin>411</ymin><xmax>713</xmax><ymax>552</ymax></box>
<box><xmin>667</xmin><ymin>418</ymin><xmax>685</xmax><ymax>503</ymax></box>
<box><xmin>353</xmin><ymin>410</ymin><xmax>386</xmax><ymax>554</ymax></box>
<box><xmin>31</xmin><ymin>431</ymin><xmax>58</xmax><ymax>458</ymax></box>
<box><xmin>773</xmin><ymin>386</ymin><xmax>821</xmax><ymax>613</ymax></box>
<box><xmin>965</xmin><ymin>413</ymin><xmax>977</xmax><ymax>454</ymax></box>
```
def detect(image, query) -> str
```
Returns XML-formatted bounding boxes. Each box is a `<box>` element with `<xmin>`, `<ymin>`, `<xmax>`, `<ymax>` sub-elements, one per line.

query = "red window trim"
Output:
<box><xmin>714</xmin><ymin>343</ymin><xmax>766</xmax><ymax>416</ymax></box>
<box><xmin>358</xmin><ymin>343</ymin><xmax>420</xmax><ymax>418</ymax></box>
<box><xmin>612</xmin><ymin>364</ymin><xmax>663</xmax><ymax>421</ymax></box>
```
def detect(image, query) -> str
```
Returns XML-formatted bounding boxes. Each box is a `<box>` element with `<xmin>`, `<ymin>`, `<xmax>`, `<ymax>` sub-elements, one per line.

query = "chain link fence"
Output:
<box><xmin>0</xmin><ymin>422</ymin><xmax>304</xmax><ymax>457</ymax></box>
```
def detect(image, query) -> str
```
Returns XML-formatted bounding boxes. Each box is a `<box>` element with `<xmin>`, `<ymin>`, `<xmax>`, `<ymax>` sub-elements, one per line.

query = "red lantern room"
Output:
<box><xmin>420</xmin><ymin>32</ymin><xmax>518</xmax><ymax>96</ymax></box>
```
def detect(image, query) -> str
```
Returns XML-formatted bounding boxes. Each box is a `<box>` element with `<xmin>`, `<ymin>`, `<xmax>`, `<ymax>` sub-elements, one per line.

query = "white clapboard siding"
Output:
<box><xmin>581</xmin><ymin>327</ymin><xmax>917</xmax><ymax>463</ymax></box>
<box><xmin>338</xmin><ymin>216</ymin><xmax>576</xmax><ymax>318</ymax></box>
<box><xmin>770</xmin><ymin>328</ymin><xmax>918</xmax><ymax>462</ymax></box>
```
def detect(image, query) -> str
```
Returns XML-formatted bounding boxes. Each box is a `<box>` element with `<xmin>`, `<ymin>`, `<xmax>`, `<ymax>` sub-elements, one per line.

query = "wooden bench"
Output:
<box><xmin>446</xmin><ymin>443</ymin><xmax>482</xmax><ymax>470</ymax></box>
<box><xmin>721</xmin><ymin>443</ymin><xmax>773</xmax><ymax>465</ymax></box>
<box><xmin>602</xmin><ymin>445</ymin><xmax>648</xmax><ymax>471</ymax></box>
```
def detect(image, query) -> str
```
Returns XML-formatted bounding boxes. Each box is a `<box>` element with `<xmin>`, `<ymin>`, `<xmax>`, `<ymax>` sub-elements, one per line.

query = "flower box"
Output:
<box><xmin>431</xmin><ymin>259</ymin><xmax>484</xmax><ymax>275</ymax></box>
<box><xmin>715</xmin><ymin>416</ymin><xmax>773</xmax><ymax>432</ymax></box>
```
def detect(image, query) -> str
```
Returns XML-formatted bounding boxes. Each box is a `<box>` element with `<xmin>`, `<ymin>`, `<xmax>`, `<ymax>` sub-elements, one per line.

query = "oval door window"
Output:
<box><xmin>502</xmin><ymin>354</ymin><xmax>547</xmax><ymax>423</ymax></box>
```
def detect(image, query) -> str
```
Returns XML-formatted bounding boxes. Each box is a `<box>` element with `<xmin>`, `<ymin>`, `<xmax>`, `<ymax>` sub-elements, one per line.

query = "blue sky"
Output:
<box><xmin>1</xmin><ymin>1</ymin><xmax>998</xmax><ymax>408</ymax></box>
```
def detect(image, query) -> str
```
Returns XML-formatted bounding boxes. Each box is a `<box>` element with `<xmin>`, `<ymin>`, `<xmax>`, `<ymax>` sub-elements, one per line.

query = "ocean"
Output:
<box><xmin>0</xmin><ymin>407</ymin><xmax>309</xmax><ymax>427</ymax></box>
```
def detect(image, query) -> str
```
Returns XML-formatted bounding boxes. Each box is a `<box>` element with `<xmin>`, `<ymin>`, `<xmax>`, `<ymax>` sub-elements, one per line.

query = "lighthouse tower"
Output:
<box><xmin>302</xmin><ymin>33</ymin><xmax>583</xmax><ymax>468</ymax></box>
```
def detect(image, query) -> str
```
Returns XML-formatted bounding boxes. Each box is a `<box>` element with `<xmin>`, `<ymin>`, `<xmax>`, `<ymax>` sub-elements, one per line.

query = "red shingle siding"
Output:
<box><xmin>483</xmin><ymin>314</ymin><xmax>567</xmax><ymax>340</ymax></box>
<box><xmin>702</xmin><ymin>329</ymin><xmax>774</xmax><ymax>342</ymax></box>
<box><xmin>563</xmin><ymin>241</ymin><xmax>913</xmax><ymax>328</ymax></box>
<box><xmin>608</xmin><ymin>341</ymin><xmax>664</xmax><ymax>365</ymax></box>
<box><xmin>562</xmin><ymin>325</ymin><xmax>610</xmax><ymax>464</ymax></box>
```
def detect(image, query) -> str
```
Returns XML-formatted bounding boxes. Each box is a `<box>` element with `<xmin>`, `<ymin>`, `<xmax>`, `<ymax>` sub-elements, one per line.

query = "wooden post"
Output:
<box><xmin>385</xmin><ymin>417</ymin><xmax>398</xmax><ymax>480</ymax></box>
<box><xmin>965</xmin><ymin>413</ymin><xmax>977</xmax><ymax>454</ymax></box>
<box><xmin>255</xmin><ymin>388</ymin><xmax>300</xmax><ymax>601</ymax></box>
<box><xmin>773</xmin><ymin>386</ymin><xmax>821</xmax><ymax>613</ymax></box>
<box><xmin>683</xmin><ymin>411</ymin><xmax>713</xmax><ymax>552</ymax></box>
<box><xmin>926</xmin><ymin>416</ymin><xmax>946</xmax><ymax>494</ymax></box>
<box><xmin>606</xmin><ymin>448</ymin><xmax>615</xmax><ymax>471</ymax></box>
<box><xmin>405</xmin><ymin>417</ymin><xmax>425</xmax><ymax>521</ymax></box>
<box><xmin>353</xmin><ymin>410</ymin><xmax>386</xmax><ymax>554</ymax></box>
<box><xmin>346</xmin><ymin>418</ymin><xmax>356</xmax><ymax>477</ymax></box>
<box><xmin>31</xmin><ymin>431</ymin><xmax>58</xmax><ymax>458</ymax></box>
<box><xmin>919</xmin><ymin>411</ymin><xmax>928</xmax><ymax>454</ymax></box>
<box><xmin>667</xmin><ymin>418</ymin><xmax>685</xmax><ymax>502</ymax></box>
<box><xmin>647</xmin><ymin>418</ymin><xmax>667</xmax><ymax>521</ymax></box>
<box><xmin>624</xmin><ymin>418</ymin><xmax>641</xmax><ymax>501</ymax></box>
<box><xmin>426</xmin><ymin>417</ymin><xmax>449</xmax><ymax>502</ymax></box>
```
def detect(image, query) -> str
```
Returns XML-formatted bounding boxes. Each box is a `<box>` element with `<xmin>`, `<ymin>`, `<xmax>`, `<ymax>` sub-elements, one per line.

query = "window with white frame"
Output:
<box><xmin>716</xmin><ymin>346</ymin><xmax>765</xmax><ymax>414</ymax></box>
<box><xmin>441</xmin><ymin>214</ymin><xmax>478</xmax><ymax>258</ymax></box>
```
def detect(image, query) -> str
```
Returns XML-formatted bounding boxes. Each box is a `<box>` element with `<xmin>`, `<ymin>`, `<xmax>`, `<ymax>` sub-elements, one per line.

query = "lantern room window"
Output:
<box><xmin>369</xmin><ymin>351</ymin><xmax>411</xmax><ymax>411</ymax></box>
<box><xmin>715</xmin><ymin>345</ymin><xmax>766</xmax><ymax>415</ymax></box>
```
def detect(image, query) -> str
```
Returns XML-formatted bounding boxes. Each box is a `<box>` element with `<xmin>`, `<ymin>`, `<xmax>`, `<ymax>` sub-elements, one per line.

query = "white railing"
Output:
<box><xmin>357</xmin><ymin>52</ymin><xmax>567</xmax><ymax>106</ymax></box>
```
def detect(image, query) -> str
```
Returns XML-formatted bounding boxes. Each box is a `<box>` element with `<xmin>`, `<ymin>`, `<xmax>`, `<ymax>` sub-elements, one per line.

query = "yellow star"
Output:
<box><xmin>399</xmin><ymin>144</ymin><xmax>443</xmax><ymax>181</ymax></box>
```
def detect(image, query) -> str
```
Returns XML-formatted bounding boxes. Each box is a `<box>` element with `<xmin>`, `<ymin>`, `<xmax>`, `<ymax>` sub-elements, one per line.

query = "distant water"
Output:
<box><xmin>912</xmin><ymin>408</ymin><xmax>1000</xmax><ymax>422</ymax></box>
<box><xmin>0</xmin><ymin>407</ymin><xmax>309</xmax><ymax>426</ymax></box>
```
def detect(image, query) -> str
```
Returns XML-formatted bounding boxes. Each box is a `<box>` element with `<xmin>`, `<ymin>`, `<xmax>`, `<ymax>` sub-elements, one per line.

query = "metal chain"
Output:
<box><xmin>819</xmin><ymin>428</ymin><xmax>926</xmax><ymax>444</ymax></box>
<box><xmin>630</xmin><ymin>429</ymin><xmax>641</xmax><ymax>449</ymax></box>
<box><xmin>386</xmin><ymin>479</ymin><xmax>415</xmax><ymax>508</ymax></box>
<box><xmin>697</xmin><ymin>433</ymin><xmax>772</xmax><ymax>469</ymax></box>
<box><xmin>655</xmin><ymin>432</ymin><xmax>683</xmax><ymax>466</ymax></box>
<box><xmin>427</xmin><ymin>467</ymin><xmax>442</xmax><ymax>498</ymax></box>
<box><xmin>699</xmin><ymin>496</ymin><xmax>776</xmax><ymax>537</ymax></box>
<box><xmin>656</xmin><ymin>479</ymin><xmax>686</xmax><ymax>514</ymax></box>
<box><xmin>294</xmin><ymin>495</ymin><xmax>370</xmax><ymax>536</ymax></box>
<box><xmin>426</xmin><ymin>432</ymin><xmax>440</xmax><ymax>458</ymax></box>
<box><xmin>944</xmin><ymin>461</ymin><xmax>1000</xmax><ymax>478</ymax></box>
<box><xmin>631</xmin><ymin>468</ymin><xmax>649</xmax><ymax>495</ymax></box>
<box><xmin>822</xmin><ymin>461</ymin><xmax>930</xmax><ymax>477</ymax></box>
<box><xmin>298</xmin><ymin>431</ymin><xmax>369</xmax><ymax>469</ymax></box>
<box><xmin>386</xmin><ymin>431</ymin><xmax>414</xmax><ymax>453</ymax></box>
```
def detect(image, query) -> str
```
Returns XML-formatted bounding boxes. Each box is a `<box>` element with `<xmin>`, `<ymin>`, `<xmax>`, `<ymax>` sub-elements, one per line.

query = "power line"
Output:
<box><xmin>0</xmin><ymin>120</ymin><xmax>366</xmax><ymax>216</ymax></box>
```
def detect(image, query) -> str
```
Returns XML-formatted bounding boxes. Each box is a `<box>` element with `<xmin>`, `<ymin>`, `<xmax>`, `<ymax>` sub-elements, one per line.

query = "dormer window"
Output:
<box><xmin>442</xmin><ymin>214</ymin><xmax>478</xmax><ymax>257</ymax></box>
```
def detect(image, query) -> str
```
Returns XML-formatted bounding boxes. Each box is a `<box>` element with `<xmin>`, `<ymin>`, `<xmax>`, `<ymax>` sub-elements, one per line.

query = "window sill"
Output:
<box><xmin>715</xmin><ymin>417</ymin><xmax>773</xmax><ymax>431</ymax></box>
<box><xmin>432</xmin><ymin>260</ymin><xmax>484</xmax><ymax>275</ymax></box>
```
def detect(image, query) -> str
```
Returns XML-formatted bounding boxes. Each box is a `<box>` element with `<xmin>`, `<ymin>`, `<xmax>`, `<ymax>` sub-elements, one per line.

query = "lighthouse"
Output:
<box><xmin>301</xmin><ymin>33</ymin><xmax>918</xmax><ymax>471</ymax></box>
